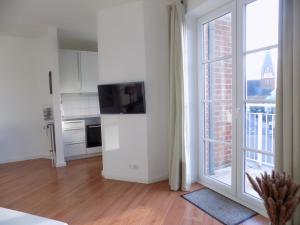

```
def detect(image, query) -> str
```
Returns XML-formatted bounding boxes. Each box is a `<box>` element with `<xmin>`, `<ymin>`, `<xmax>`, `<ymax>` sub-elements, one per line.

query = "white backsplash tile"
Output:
<box><xmin>61</xmin><ymin>93</ymin><xmax>100</xmax><ymax>117</ymax></box>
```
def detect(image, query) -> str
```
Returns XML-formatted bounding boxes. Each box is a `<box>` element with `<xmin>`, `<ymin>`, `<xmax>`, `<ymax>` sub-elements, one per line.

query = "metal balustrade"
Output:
<box><xmin>245</xmin><ymin>111</ymin><xmax>275</xmax><ymax>167</ymax></box>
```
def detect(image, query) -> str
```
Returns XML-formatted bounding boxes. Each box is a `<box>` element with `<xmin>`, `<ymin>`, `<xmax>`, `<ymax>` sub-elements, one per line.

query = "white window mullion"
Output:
<box><xmin>243</xmin><ymin>147</ymin><xmax>274</xmax><ymax>157</ymax></box>
<box><xmin>244</xmin><ymin>44</ymin><xmax>278</xmax><ymax>55</ymax></box>
<box><xmin>243</xmin><ymin>99</ymin><xmax>276</xmax><ymax>104</ymax></box>
<box><xmin>203</xmin><ymin>138</ymin><xmax>232</xmax><ymax>146</ymax></box>
<box><xmin>202</xmin><ymin>55</ymin><xmax>232</xmax><ymax>64</ymax></box>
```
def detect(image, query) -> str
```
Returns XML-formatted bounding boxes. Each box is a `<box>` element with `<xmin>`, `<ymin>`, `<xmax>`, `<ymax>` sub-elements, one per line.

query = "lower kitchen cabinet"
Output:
<box><xmin>62</xmin><ymin>119</ymin><xmax>102</xmax><ymax>160</ymax></box>
<box><xmin>64</xmin><ymin>143</ymin><xmax>86</xmax><ymax>157</ymax></box>
<box><xmin>62</xmin><ymin>120</ymin><xmax>86</xmax><ymax>158</ymax></box>
<box><xmin>86</xmin><ymin>147</ymin><xmax>101</xmax><ymax>154</ymax></box>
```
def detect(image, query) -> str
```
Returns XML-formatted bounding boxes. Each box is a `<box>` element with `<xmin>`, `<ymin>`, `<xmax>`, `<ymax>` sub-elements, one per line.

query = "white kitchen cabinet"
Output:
<box><xmin>62</xmin><ymin>120</ymin><xmax>86</xmax><ymax>158</ymax></box>
<box><xmin>64</xmin><ymin>143</ymin><xmax>86</xmax><ymax>157</ymax></box>
<box><xmin>59</xmin><ymin>50</ymin><xmax>98</xmax><ymax>93</ymax></box>
<box><xmin>63</xmin><ymin>129</ymin><xmax>85</xmax><ymax>145</ymax></box>
<box><xmin>59</xmin><ymin>50</ymin><xmax>81</xmax><ymax>93</ymax></box>
<box><xmin>81</xmin><ymin>51</ymin><xmax>98</xmax><ymax>93</ymax></box>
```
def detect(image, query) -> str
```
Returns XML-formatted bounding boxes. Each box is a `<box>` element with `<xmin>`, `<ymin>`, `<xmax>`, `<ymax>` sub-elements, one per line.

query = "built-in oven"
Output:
<box><xmin>86</xmin><ymin>123</ymin><xmax>102</xmax><ymax>148</ymax></box>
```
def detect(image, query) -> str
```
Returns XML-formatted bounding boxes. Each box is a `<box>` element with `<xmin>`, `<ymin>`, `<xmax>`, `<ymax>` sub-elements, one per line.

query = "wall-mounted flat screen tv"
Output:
<box><xmin>98</xmin><ymin>82</ymin><xmax>146</xmax><ymax>114</ymax></box>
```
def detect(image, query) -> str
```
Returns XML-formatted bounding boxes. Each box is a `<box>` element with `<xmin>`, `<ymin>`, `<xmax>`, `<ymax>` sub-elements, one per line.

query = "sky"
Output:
<box><xmin>245</xmin><ymin>0</ymin><xmax>279</xmax><ymax>80</ymax></box>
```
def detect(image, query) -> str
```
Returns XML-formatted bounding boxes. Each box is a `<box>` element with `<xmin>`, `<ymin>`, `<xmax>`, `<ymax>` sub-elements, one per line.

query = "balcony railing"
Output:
<box><xmin>245</xmin><ymin>111</ymin><xmax>275</xmax><ymax>167</ymax></box>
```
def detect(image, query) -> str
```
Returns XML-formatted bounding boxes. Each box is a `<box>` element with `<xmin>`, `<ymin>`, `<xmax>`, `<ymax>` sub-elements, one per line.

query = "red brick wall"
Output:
<box><xmin>203</xmin><ymin>14</ymin><xmax>233</xmax><ymax>173</ymax></box>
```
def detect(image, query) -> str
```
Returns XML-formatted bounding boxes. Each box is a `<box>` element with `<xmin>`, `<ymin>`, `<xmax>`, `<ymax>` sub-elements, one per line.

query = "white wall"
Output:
<box><xmin>98</xmin><ymin>0</ymin><xmax>147</xmax><ymax>84</ymax></box>
<box><xmin>98</xmin><ymin>0</ymin><xmax>149</xmax><ymax>182</ymax></box>
<box><xmin>0</xmin><ymin>34</ymin><xmax>52</xmax><ymax>163</ymax></box>
<box><xmin>0</xmin><ymin>29</ymin><xmax>65</xmax><ymax>166</ymax></box>
<box><xmin>143</xmin><ymin>0</ymin><xmax>170</xmax><ymax>182</ymax></box>
<box><xmin>187</xmin><ymin>0</ymin><xmax>206</xmax><ymax>11</ymax></box>
<box><xmin>98</xmin><ymin>0</ymin><xmax>170</xmax><ymax>183</ymax></box>
<box><xmin>187</xmin><ymin>0</ymin><xmax>232</xmax><ymax>16</ymax></box>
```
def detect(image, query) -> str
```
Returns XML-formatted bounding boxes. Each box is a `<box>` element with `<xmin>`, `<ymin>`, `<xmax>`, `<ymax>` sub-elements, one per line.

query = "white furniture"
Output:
<box><xmin>62</xmin><ymin>120</ymin><xmax>86</xmax><ymax>157</ymax></box>
<box><xmin>59</xmin><ymin>50</ymin><xmax>98</xmax><ymax>93</ymax></box>
<box><xmin>80</xmin><ymin>51</ymin><xmax>98</xmax><ymax>92</ymax></box>
<box><xmin>0</xmin><ymin>207</ymin><xmax>67</xmax><ymax>225</ymax></box>
<box><xmin>62</xmin><ymin>120</ymin><xmax>101</xmax><ymax>159</ymax></box>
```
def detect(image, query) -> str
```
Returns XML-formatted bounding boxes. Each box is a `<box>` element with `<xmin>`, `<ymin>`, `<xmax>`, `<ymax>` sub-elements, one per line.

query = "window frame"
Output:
<box><xmin>236</xmin><ymin>0</ymin><xmax>278</xmax><ymax>212</ymax></box>
<box><xmin>198</xmin><ymin>1</ymin><xmax>238</xmax><ymax>199</ymax></box>
<box><xmin>196</xmin><ymin>0</ymin><xmax>279</xmax><ymax>215</ymax></box>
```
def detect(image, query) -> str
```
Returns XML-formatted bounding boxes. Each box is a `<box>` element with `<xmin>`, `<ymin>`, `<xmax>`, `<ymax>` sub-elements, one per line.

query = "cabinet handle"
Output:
<box><xmin>63</xmin><ymin>128</ymin><xmax>84</xmax><ymax>131</ymax></box>
<box><xmin>88</xmin><ymin>125</ymin><xmax>101</xmax><ymax>128</ymax></box>
<box><xmin>65</xmin><ymin>142</ymin><xmax>85</xmax><ymax>146</ymax></box>
<box><xmin>77</xmin><ymin>52</ymin><xmax>83</xmax><ymax>91</ymax></box>
<box><xmin>49</xmin><ymin>71</ymin><xmax>53</xmax><ymax>95</ymax></box>
<box><xmin>79</xmin><ymin>53</ymin><xmax>83</xmax><ymax>90</ymax></box>
<box><xmin>77</xmin><ymin>52</ymin><xmax>81</xmax><ymax>90</ymax></box>
<box><xmin>64</xmin><ymin>121</ymin><xmax>84</xmax><ymax>124</ymax></box>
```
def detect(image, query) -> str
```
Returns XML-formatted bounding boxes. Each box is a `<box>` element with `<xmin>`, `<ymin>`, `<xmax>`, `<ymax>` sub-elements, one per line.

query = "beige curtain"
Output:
<box><xmin>275</xmin><ymin>0</ymin><xmax>300</xmax><ymax>224</ymax></box>
<box><xmin>169</xmin><ymin>0</ymin><xmax>191</xmax><ymax>191</ymax></box>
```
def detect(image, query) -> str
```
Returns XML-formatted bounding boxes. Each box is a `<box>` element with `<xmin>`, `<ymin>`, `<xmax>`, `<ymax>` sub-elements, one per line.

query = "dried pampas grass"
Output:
<box><xmin>246</xmin><ymin>171</ymin><xmax>300</xmax><ymax>225</ymax></box>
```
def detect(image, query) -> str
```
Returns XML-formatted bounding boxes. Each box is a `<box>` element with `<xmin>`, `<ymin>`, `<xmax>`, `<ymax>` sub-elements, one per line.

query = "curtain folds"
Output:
<box><xmin>275</xmin><ymin>0</ymin><xmax>300</xmax><ymax>224</ymax></box>
<box><xmin>168</xmin><ymin>0</ymin><xmax>191</xmax><ymax>191</ymax></box>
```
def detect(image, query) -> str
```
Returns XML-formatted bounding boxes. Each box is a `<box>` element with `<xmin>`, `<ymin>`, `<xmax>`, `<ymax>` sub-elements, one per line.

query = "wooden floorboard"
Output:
<box><xmin>0</xmin><ymin>157</ymin><xmax>269</xmax><ymax>225</ymax></box>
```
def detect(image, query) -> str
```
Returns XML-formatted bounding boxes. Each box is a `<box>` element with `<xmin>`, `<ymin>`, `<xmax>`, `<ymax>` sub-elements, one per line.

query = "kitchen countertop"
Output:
<box><xmin>62</xmin><ymin>115</ymin><xmax>100</xmax><ymax>121</ymax></box>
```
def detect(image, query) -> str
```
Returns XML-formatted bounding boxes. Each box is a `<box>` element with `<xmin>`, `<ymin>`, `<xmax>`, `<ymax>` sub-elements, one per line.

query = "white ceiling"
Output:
<box><xmin>0</xmin><ymin>0</ymin><xmax>99</xmax><ymax>50</ymax></box>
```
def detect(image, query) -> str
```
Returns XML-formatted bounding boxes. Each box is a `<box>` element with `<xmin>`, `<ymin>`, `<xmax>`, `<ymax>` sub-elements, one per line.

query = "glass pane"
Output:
<box><xmin>246</xmin><ymin>0</ymin><xmax>279</xmax><ymax>51</ymax></box>
<box><xmin>246</xmin><ymin>49</ymin><xmax>278</xmax><ymax>100</ymax></box>
<box><xmin>203</xmin><ymin>13</ymin><xmax>232</xmax><ymax>61</ymax></box>
<box><xmin>205</xmin><ymin>141</ymin><xmax>232</xmax><ymax>186</ymax></box>
<box><xmin>204</xmin><ymin>59</ymin><xmax>233</xmax><ymax>101</ymax></box>
<box><xmin>204</xmin><ymin>102</ymin><xmax>232</xmax><ymax>143</ymax></box>
<box><xmin>244</xmin><ymin>151</ymin><xmax>274</xmax><ymax>198</ymax></box>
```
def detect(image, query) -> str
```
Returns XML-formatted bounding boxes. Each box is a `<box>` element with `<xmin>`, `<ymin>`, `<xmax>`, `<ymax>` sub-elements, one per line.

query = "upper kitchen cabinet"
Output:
<box><xmin>59</xmin><ymin>50</ymin><xmax>98</xmax><ymax>93</ymax></box>
<box><xmin>80</xmin><ymin>51</ymin><xmax>98</xmax><ymax>93</ymax></box>
<box><xmin>59</xmin><ymin>50</ymin><xmax>81</xmax><ymax>93</ymax></box>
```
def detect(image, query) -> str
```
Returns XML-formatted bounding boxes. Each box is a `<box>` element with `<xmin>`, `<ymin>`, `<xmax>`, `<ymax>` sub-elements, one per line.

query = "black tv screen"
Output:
<box><xmin>98</xmin><ymin>82</ymin><xmax>146</xmax><ymax>114</ymax></box>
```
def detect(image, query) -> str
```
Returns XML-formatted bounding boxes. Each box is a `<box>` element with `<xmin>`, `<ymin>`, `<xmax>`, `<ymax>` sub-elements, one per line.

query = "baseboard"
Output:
<box><xmin>102</xmin><ymin>170</ymin><xmax>149</xmax><ymax>184</ymax></box>
<box><xmin>65</xmin><ymin>152</ymin><xmax>101</xmax><ymax>161</ymax></box>
<box><xmin>0</xmin><ymin>154</ymin><xmax>52</xmax><ymax>164</ymax></box>
<box><xmin>56</xmin><ymin>161</ymin><xmax>67</xmax><ymax>167</ymax></box>
<box><xmin>147</xmin><ymin>174</ymin><xmax>169</xmax><ymax>184</ymax></box>
<box><xmin>102</xmin><ymin>170</ymin><xmax>169</xmax><ymax>184</ymax></box>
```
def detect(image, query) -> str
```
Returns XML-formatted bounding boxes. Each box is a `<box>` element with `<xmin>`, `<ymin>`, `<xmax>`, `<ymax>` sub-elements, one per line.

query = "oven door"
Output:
<box><xmin>86</xmin><ymin>124</ymin><xmax>102</xmax><ymax>148</ymax></box>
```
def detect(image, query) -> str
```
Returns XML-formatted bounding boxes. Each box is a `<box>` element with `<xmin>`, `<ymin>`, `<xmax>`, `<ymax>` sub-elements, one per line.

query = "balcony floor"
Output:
<box><xmin>209</xmin><ymin>162</ymin><xmax>273</xmax><ymax>198</ymax></box>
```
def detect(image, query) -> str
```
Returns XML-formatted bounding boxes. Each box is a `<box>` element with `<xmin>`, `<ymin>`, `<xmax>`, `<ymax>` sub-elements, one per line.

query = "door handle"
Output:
<box><xmin>88</xmin><ymin>125</ymin><xmax>101</xmax><ymax>128</ymax></box>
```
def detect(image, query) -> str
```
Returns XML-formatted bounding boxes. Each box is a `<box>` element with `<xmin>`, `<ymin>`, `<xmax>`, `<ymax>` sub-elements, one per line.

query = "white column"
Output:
<box><xmin>47</xmin><ymin>27</ymin><xmax>66</xmax><ymax>167</ymax></box>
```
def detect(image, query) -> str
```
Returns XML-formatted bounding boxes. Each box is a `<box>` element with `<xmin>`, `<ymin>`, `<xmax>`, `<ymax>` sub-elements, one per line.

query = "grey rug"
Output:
<box><xmin>182</xmin><ymin>188</ymin><xmax>257</xmax><ymax>225</ymax></box>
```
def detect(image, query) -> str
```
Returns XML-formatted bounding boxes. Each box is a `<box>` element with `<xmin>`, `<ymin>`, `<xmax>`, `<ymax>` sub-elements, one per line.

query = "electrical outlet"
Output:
<box><xmin>132</xmin><ymin>164</ymin><xmax>138</xmax><ymax>170</ymax></box>
<box><xmin>129</xmin><ymin>164</ymin><xmax>139</xmax><ymax>170</ymax></box>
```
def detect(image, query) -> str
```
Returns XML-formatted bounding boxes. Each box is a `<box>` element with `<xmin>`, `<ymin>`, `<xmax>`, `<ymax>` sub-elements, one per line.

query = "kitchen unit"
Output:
<box><xmin>62</xmin><ymin>120</ymin><xmax>86</xmax><ymax>158</ymax></box>
<box><xmin>62</xmin><ymin>118</ymin><xmax>101</xmax><ymax>160</ymax></box>
<box><xmin>59</xmin><ymin>49</ymin><xmax>101</xmax><ymax>161</ymax></box>
<box><xmin>59</xmin><ymin>50</ymin><xmax>98</xmax><ymax>93</ymax></box>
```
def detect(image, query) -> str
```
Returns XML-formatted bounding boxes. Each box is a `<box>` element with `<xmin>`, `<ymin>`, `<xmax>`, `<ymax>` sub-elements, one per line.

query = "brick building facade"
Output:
<box><xmin>203</xmin><ymin>14</ymin><xmax>233</xmax><ymax>175</ymax></box>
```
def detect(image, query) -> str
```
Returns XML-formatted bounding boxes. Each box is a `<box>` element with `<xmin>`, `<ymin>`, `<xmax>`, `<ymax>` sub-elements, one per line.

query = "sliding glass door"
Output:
<box><xmin>199</xmin><ymin>0</ymin><xmax>279</xmax><ymax>211</ymax></box>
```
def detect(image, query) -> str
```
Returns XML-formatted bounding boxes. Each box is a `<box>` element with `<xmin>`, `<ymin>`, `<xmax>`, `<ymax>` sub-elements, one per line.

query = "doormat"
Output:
<box><xmin>182</xmin><ymin>188</ymin><xmax>257</xmax><ymax>225</ymax></box>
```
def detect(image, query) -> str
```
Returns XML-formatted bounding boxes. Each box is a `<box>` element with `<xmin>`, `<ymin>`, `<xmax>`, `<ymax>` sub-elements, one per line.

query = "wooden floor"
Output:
<box><xmin>0</xmin><ymin>157</ymin><xmax>269</xmax><ymax>225</ymax></box>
